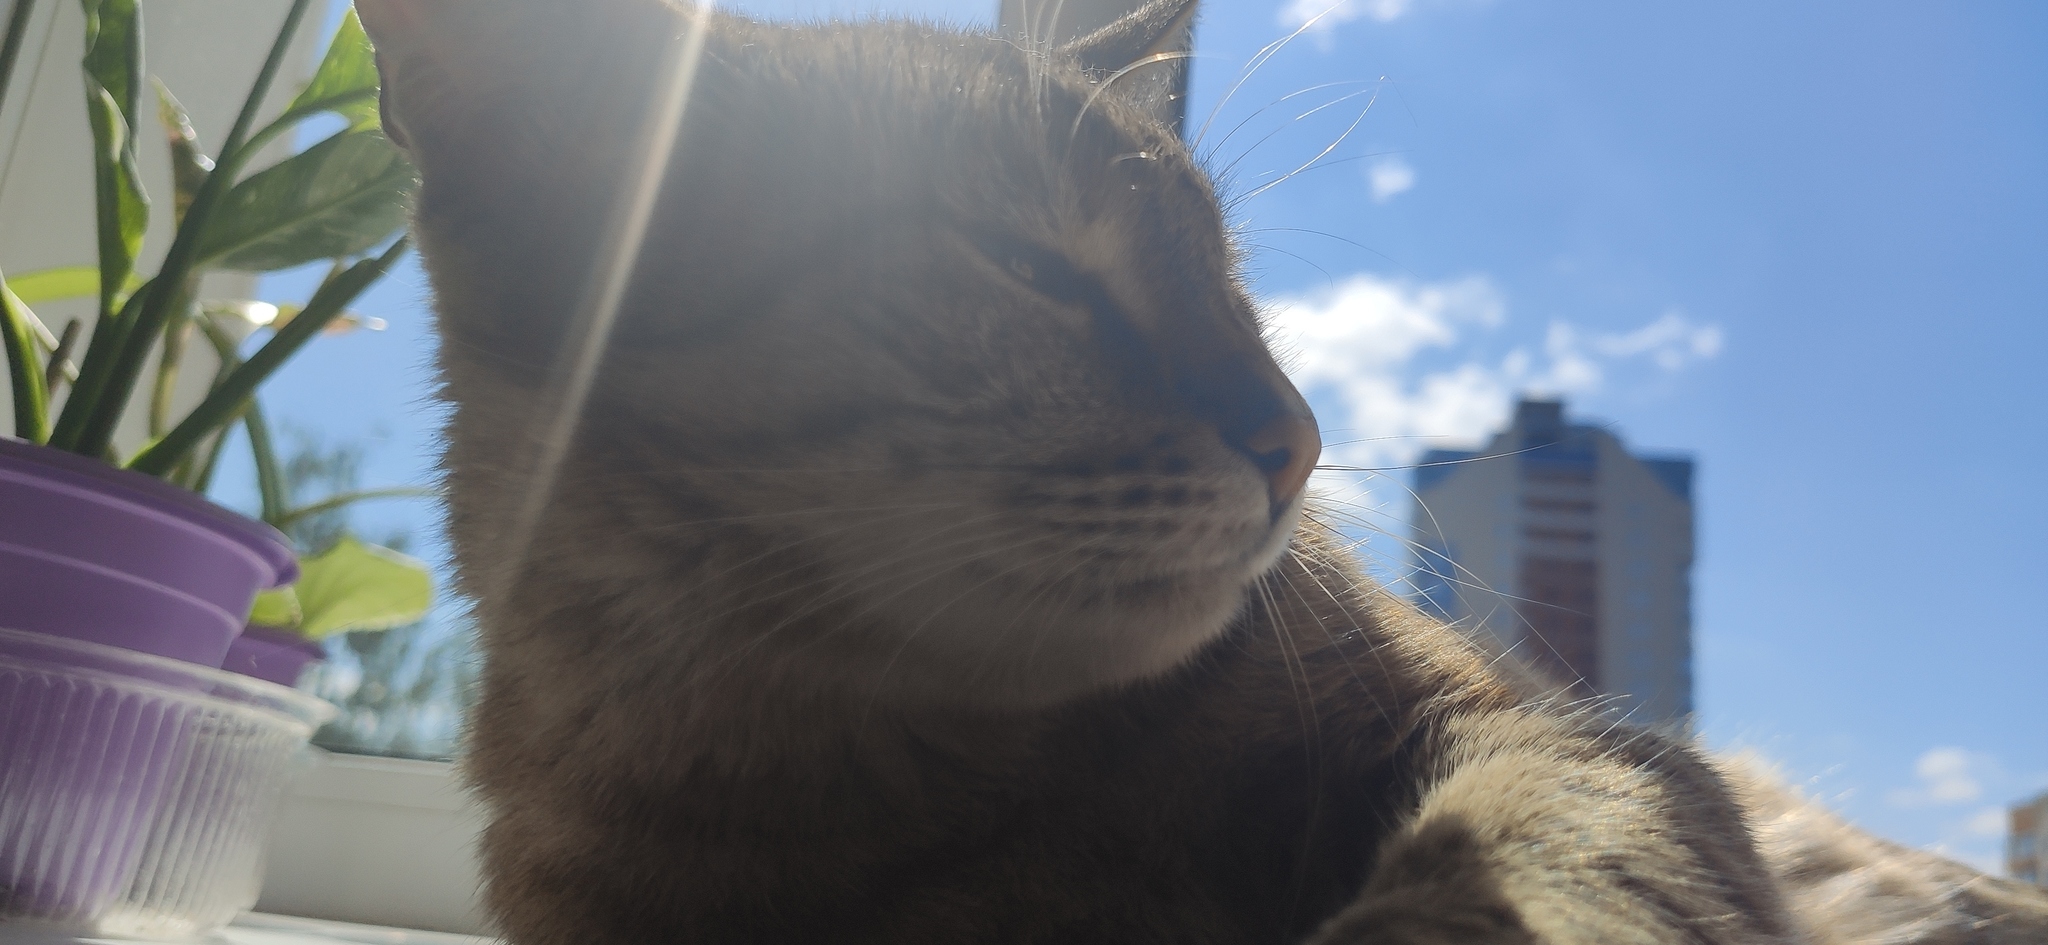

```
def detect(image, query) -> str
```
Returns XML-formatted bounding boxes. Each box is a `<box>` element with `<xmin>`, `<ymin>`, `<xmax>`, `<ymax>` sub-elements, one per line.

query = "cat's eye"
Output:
<box><xmin>970</xmin><ymin>232</ymin><xmax>1095</xmax><ymax>309</ymax></box>
<box><xmin>969</xmin><ymin>230</ymin><xmax>1161</xmax><ymax>384</ymax></box>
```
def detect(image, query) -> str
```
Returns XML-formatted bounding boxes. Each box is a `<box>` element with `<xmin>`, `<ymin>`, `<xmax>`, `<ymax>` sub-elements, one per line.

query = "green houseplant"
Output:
<box><xmin>0</xmin><ymin>0</ymin><xmax>430</xmax><ymax>667</ymax></box>
<box><xmin>0</xmin><ymin>1</ymin><xmax>433</xmax><ymax>930</ymax></box>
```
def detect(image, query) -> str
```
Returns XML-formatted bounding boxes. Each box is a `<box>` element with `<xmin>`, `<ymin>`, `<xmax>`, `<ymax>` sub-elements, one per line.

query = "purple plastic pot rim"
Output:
<box><xmin>0</xmin><ymin>626</ymin><xmax>337</xmax><ymax>728</ymax></box>
<box><xmin>0</xmin><ymin>543</ymin><xmax>243</xmax><ymax>629</ymax></box>
<box><xmin>0</xmin><ymin>437</ymin><xmax>298</xmax><ymax>588</ymax></box>
<box><xmin>0</xmin><ymin>464</ymin><xmax>295</xmax><ymax>591</ymax></box>
<box><xmin>237</xmin><ymin>624</ymin><xmax>327</xmax><ymax>656</ymax></box>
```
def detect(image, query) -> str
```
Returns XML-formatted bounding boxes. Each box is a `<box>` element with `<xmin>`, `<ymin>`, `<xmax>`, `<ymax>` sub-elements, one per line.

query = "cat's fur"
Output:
<box><xmin>357</xmin><ymin>0</ymin><xmax>2048</xmax><ymax>941</ymax></box>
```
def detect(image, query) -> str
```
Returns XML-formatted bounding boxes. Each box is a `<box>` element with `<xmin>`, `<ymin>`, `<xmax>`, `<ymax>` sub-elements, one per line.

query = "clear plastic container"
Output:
<box><xmin>0</xmin><ymin>626</ymin><xmax>335</xmax><ymax>938</ymax></box>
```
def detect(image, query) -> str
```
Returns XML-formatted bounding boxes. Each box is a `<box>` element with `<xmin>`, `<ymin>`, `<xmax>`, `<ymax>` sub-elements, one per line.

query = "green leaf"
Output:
<box><xmin>57</xmin><ymin>0</ymin><xmax>316</xmax><ymax>462</ymax></box>
<box><xmin>153</xmin><ymin>79</ymin><xmax>213</xmax><ymax>225</ymax></box>
<box><xmin>197</xmin><ymin>129</ymin><xmax>414</xmax><ymax>272</ymax></box>
<box><xmin>290</xmin><ymin>534</ymin><xmax>433</xmax><ymax>639</ymax></box>
<box><xmin>5</xmin><ymin>265</ymin><xmax>140</xmax><ymax>307</ymax></box>
<box><xmin>283</xmin><ymin>7</ymin><xmax>380</xmax><ymax>131</ymax></box>
<box><xmin>2</xmin><ymin>271</ymin><xmax>51</xmax><ymax>442</ymax></box>
<box><xmin>79</xmin><ymin>0</ymin><xmax>138</xmax><ymax>122</ymax></box>
<box><xmin>249</xmin><ymin>585</ymin><xmax>302</xmax><ymax>628</ymax></box>
<box><xmin>80</xmin><ymin>0</ymin><xmax>147</xmax><ymax>319</ymax></box>
<box><xmin>83</xmin><ymin>88</ymin><xmax>148</xmax><ymax>315</ymax></box>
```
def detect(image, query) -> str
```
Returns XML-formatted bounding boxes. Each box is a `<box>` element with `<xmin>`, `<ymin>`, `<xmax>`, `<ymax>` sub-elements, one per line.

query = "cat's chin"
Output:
<box><xmin>818</xmin><ymin>499</ymin><xmax>1306</xmax><ymax>712</ymax></box>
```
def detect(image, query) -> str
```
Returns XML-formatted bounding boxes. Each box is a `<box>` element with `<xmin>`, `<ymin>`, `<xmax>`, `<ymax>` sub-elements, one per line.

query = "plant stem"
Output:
<box><xmin>274</xmin><ymin>486</ymin><xmax>438</xmax><ymax>530</ymax></box>
<box><xmin>126</xmin><ymin>236</ymin><xmax>409</xmax><ymax>477</ymax></box>
<box><xmin>48</xmin><ymin>276</ymin><xmax>149</xmax><ymax>449</ymax></box>
<box><xmin>149</xmin><ymin>301</ymin><xmax>191</xmax><ymax>437</ymax></box>
<box><xmin>0</xmin><ymin>0</ymin><xmax>37</xmax><ymax>121</ymax></box>
<box><xmin>216</xmin><ymin>0</ymin><xmax>313</xmax><ymax>170</ymax></box>
<box><xmin>68</xmin><ymin>0</ymin><xmax>316</xmax><ymax>460</ymax></box>
<box><xmin>187</xmin><ymin>309</ymin><xmax>253</xmax><ymax>493</ymax></box>
<box><xmin>245</xmin><ymin>396</ymin><xmax>286</xmax><ymax>521</ymax></box>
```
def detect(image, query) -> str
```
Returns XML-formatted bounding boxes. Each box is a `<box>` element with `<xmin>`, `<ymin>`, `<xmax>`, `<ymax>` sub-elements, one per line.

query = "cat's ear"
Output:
<box><xmin>1059</xmin><ymin>0</ymin><xmax>1198</xmax><ymax>133</ymax></box>
<box><xmin>356</xmin><ymin>0</ymin><xmax>708</xmax><ymax>169</ymax></box>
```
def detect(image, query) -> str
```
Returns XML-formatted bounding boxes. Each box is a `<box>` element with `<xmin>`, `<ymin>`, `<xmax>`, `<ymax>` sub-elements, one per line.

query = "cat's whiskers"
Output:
<box><xmin>1187</xmin><ymin>5</ymin><xmax>1348</xmax><ymax>153</ymax></box>
<box><xmin>1005</xmin><ymin>540</ymin><xmax>1120</xmax><ymax>693</ymax></box>
<box><xmin>794</xmin><ymin>523</ymin><xmax>1084</xmax><ymax>711</ymax></box>
<box><xmin>658</xmin><ymin>507</ymin><xmax>1024</xmax><ymax>664</ymax></box>
<box><xmin>1267</xmin><ymin>548</ymin><xmax>1384</xmax><ymax>689</ymax></box>
<box><xmin>1300</xmin><ymin>501</ymin><xmax>1518</xmax><ymax>629</ymax></box>
<box><xmin>856</xmin><ymin>527</ymin><xmax>1090</xmax><ymax>730</ymax></box>
<box><xmin>612</xmin><ymin>499</ymin><xmax>968</xmax><ymax>539</ymax></box>
<box><xmin>692</xmin><ymin>513</ymin><xmax>1045</xmax><ymax>688</ymax></box>
<box><xmin>614</xmin><ymin>506</ymin><xmax>997</xmax><ymax>659</ymax></box>
<box><xmin>701</xmin><ymin>502</ymin><xmax>1012</xmax><ymax>599</ymax></box>
<box><xmin>1033</xmin><ymin>0</ymin><xmax>1071</xmax><ymax>55</ymax></box>
<box><xmin>474</xmin><ymin>498</ymin><xmax>963</xmax><ymax>592</ymax></box>
<box><xmin>1236</xmin><ymin>241</ymin><xmax>1336</xmax><ymax>287</ymax></box>
<box><xmin>1212</xmin><ymin>85</ymin><xmax>1378</xmax><ymax>199</ymax></box>
<box><xmin>511</xmin><ymin>499</ymin><xmax>1000</xmax><ymax>692</ymax></box>
<box><xmin>1275</xmin><ymin>548</ymin><xmax>1401</xmax><ymax>730</ymax></box>
<box><xmin>1255</xmin><ymin>569</ymin><xmax>1322</xmax><ymax>762</ymax></box>
<box><xmin>1250</xmin><ymin>569</ymin><xmax>1332</xmax><ymax>921</ymax></box>
<box><xmin>1061</xmin><ymin>50</ymin><xmax>1195</xmax><ymax>164</ymax></box>
<box><xmin>1311</xmin><ymin>468</ymin><xmax>1564</xmax><ymax>620</ymax></box>
<box><xmin>615</xmin><ymin>531</ymin><xmax>1033</xmax><ymax>709</ymax></box>
<box><xmin>1199</xmin><ymin>80</ymin><xmax>1375</xmax><ymax>166</ymax></box>
<box><xmin>1234</xmin><ymin>224</ymin><xmax>1407</xmax><ymax>277</ymax></box>
<box><xmin>1226</xmin><ymin>87</ymin><xmax>1381</xmax><ymax>209</ymax></box>
<box><xmin>1302</xmin><ymin>481</ymin><xmax>1614</xmax><ymax>699</ymax></box>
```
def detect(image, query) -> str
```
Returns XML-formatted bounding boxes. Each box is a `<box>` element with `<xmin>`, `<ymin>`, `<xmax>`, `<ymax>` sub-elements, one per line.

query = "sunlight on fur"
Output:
<box><xmin>354</xmin><ymin>0</ymin><xmax>2048</xmax><ymax>941</ymax></box>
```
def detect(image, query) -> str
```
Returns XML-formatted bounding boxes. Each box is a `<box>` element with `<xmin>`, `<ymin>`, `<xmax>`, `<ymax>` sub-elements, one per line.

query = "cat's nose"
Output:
<box><xmin>1236</xmin><ymin>414</ymin><xmax>1320</xmax><ymax>509</ymax></box>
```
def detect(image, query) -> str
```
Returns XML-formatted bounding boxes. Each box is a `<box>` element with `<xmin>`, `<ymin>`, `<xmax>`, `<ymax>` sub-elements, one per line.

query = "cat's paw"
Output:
<box><xmin>1306</xmin><ymin>818</ymin><xmax>1538</xmax><ymax>945</ymax></box>
<box><xmin>1302</xmin><ymin>893</ymin><xmax>1538</xmax><ymax>945</ymax></box>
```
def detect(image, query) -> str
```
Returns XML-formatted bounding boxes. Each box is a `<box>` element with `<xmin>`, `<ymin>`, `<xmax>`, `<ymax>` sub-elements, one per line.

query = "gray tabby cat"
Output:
<box><xmin>356</xmin><ymin>0</ymin><xmax>2048</xmax><ymax>941</ymax></box>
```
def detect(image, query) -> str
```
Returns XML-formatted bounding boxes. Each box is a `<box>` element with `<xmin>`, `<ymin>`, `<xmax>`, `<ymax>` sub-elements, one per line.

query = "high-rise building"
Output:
<box><xmin>1408</xmin><ymin>399</ymin><xmax>1695</xmax><ymax>723</ymax></box>
<box><xmin>2012</xmin><ymin>793</ymin><xmax>2047</xmax><ymax>885</ymax></box>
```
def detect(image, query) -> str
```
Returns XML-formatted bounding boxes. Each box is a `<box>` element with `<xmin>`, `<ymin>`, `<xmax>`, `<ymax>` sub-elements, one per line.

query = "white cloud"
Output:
<box><xmin>1866</xmin><ymin>748</ymin><xmax>2043</xmax><ymax>878</ymax></box>
<box><xmin>1367</xmin><ymin>157</ymin><xmax>1416</xmax><ymax>203</ymax></box>
<box><xmin>1887</xmin><ymin>747</ymin><xmax>1992</xmax><ymax>807</ymax></box>
<box><xmin>1279</xmin><ymin>0</ymin><xmax>1411</xmax><ymax>32</ymax></box>
<box><xmin>1263</xmin><ymin>272</ymin><xmax>1722</xmax><ymax>574</ymax></box>
<box><xmin>1526</xmin><ymin>311</ymin><xmax>1723</xmax><ymax>396</ymax></box>
<box><xmin>1265</xmin><ymin>273</ymin><xmax>1724</xmax><ymax>483</ymax></box>
<box><xmin>1962</xmin><ymin>806</ymin><xmax>2008</xmax><ymax>838</ymax></box>
<box><xmin>1926</xmin><ymin>803</ymin><xmax>2011</xmax><ymax>875</ymax></box>
<box><xmin>1590</xmin><ymin>310</ymin><xmax>1724</xmax><ymax>370</ymax></box>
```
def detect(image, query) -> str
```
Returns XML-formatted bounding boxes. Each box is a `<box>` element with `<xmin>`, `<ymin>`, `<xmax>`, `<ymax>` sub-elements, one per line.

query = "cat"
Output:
<box><xmin>356</xmin><ymin>0</ymin><xmax>2048</xmax><ymax>941</ymax></box>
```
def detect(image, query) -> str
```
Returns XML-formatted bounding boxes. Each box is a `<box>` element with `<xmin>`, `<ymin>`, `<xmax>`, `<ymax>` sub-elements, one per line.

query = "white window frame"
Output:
<box><xmin>257</xmin><ymin>750</ymin><xmax>490</xmax><ymax>936</ymax></box>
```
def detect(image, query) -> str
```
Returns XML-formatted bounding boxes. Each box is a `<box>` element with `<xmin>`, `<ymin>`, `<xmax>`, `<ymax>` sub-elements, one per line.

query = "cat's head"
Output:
<box><xmin>362</xmin><ymin>0</ymin><xmax>1320</xmax><ymax>708</ymax></box>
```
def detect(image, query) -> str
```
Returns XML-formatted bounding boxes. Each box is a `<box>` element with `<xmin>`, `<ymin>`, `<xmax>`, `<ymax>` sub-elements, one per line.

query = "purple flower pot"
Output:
<box><xmin>0</xmin><ymin>438</ymin><xmax>298</xmax><ymax>925</ymax></box>
<box><xmin>0</xmin><ymin>437</ymin><xmax>297</xmax><ymax>667</ymax></box>
<box><xmin>220</xmin><ymin>626</ymin><xmax>326</xmax><ymax>688</ymax></box>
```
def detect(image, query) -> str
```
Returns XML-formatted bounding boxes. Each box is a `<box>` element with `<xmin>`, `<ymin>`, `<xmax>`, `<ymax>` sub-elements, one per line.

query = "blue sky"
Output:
<box><xmin>236</xmin><ymin>0</ymin><xmax>2047</xmax><ymax>871</ymax></box>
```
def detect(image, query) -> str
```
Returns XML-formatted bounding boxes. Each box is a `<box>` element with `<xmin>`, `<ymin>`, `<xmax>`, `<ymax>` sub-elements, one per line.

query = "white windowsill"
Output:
<box><xmin>1</xmin><ymin>752</ymin><xmax>489</xmax><ymax>945</ymax></box>
<box><xmin>0</xmin><ymin>912</ymin><xmax>492</xmax><ymax>945</ymax></box>
<box><xmin>253</xmin><ymin>751</ymin><xmax>490</xmax><ymax>936</ymax></box>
